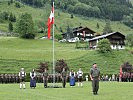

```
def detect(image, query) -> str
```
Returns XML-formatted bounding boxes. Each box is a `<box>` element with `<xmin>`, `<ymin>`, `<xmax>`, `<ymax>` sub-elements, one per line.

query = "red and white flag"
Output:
<box><xmin>47</xmin><ymin>2</ymin><xmax>54</xmax><ymax>39</ymax></box>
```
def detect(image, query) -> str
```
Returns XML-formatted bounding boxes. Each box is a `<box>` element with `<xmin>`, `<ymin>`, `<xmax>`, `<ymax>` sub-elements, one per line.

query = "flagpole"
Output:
<box><xmin>52</xmin><ymin>1</ymin><xmax>55</xmax><ymax>86</ymax></box>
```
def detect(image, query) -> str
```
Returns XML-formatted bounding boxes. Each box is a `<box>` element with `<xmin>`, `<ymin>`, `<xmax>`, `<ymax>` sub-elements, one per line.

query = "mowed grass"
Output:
<box><xmin>0</xmin><ymin>37</ymin><xmax>88</xmax><ymax>73</ymax></box>
<box><xmin>0</xmin><ymin>82</ymin><xmax>133</xmax><ymax>100</ymax></box>
<box><xmin>0</xmin><ymin>37</ymin><xmax>133</xmax><ymax>73</ymax></box>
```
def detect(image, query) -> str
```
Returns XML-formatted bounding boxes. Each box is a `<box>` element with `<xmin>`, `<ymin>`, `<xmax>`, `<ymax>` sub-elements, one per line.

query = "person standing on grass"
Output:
<box><xmin>69</xmin><ymin>69</ymin><xmax>76</xmax><ymax>87</ymax></box>
<box><xmin>42</xmin><ymin>69</ymin><xmax>49</xmax><ymax>88</ymax></box>
<box><xmin>19</xmin><ymin>68</ymin><xmax>26</xmax><ymax>89</ymax></box>
<box><xmin>77</xmin><ymin>68</ymin><xmax>83</xmax><ymax>87</ymax></box>
<box><xmin>61</xmin><ymin>68</ymin><xmax>67</xmax><ymax>88</ymax></box>
<box><xmin>90</xmin><ymin>63</ymin><xmax>100</xmax><ymax>95</ymax></box>
<box><xmin>30</xmin><ymin>69</ymin><xmax>36</xmax><ymax>89</ymax></box>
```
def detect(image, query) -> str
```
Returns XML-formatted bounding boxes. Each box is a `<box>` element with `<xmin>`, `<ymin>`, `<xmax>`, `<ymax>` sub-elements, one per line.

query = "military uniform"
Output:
<box><xmin>0</xmin><ymin>74</ymin><xmax>1</xmax><ymax>83</ymax></box>
<box><xmin>61</xmin><ymin>71</ymin><xmax>67</xmax><ymax>88</ymax></box>
<box><xmin>90</xmin><ymin>67</ymin><xmax>100</xmax><ymax>95</ymax></box>
<box><xmin>43</xmin><ymin>71</ymin><xmax>48</xmax><ymax>88</ymax></box>
<box><xmin>5</xmin><ymin>74</ymin><xmax>8</xmax><ymax>84</ymax></box>
<box><xmin>1</xmin><ymin>74</ymin><xmax>4</xmax><ymax>84</ymax></box>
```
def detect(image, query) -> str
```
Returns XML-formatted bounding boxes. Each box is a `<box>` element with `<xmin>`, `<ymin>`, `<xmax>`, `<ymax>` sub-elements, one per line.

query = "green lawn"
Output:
<box><xmin>0</xmin><ymin>82</ymin><xmax>133</xmax><ymax>100</ymax></box>
<box><xmin>0</xmin><ymin>37</ymin><xmax>133</xmax><ymax>74</ymax></box>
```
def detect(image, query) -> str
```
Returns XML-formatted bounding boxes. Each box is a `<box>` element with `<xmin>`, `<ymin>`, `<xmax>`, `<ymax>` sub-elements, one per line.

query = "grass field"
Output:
<box><xmin>0</xmin><ymin>37</ymin><xmax>133</xmax><ymax>74</ymax></box>
<box><xmin>0</xmin><ymin>82</ymin><xmax>133</xmax><ymax>100</ymax></box>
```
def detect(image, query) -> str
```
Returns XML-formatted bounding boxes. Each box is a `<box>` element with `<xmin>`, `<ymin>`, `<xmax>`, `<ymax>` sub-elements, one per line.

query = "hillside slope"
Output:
<box><xmin>0</xmin><ymin>1</ymin><xmax>133</xmax><ymax>35</ymax></box>
<box><xmin>0</xmin><ymin>37</ymin><xmax>133</xmax><ymax>74</ymax></box>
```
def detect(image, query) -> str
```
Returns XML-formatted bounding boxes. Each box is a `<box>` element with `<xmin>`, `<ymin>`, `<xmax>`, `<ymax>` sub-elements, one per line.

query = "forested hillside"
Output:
<box><xmin>16</xmin><ymin>0</ymin><xmax>133</xmax><ymax>29</ymax></box>
<box><xmin>19</xmin><ymin>0</ymin><xmax>133</xmax><ymax>21</ymax></box>
<box><xmin>0</xmin><ymin>0</ymin><xmax>133</xmax><ymax>35</ymax></box>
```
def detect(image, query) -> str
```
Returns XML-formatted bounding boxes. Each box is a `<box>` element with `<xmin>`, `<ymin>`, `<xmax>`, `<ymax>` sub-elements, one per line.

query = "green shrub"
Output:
<box><xmin>55</xmin><ymin>34</ymin><xmax>63</xmax><ymax>41</ymax></box>
<box><xmin>97</xmin><ymin>39</ymin><xmax>112</xmax><ymax>53</ymax></box>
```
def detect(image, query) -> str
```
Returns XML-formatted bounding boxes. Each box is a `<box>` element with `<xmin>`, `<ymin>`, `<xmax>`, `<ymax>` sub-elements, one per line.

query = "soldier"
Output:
<box><xmin>0</xmin><ymin>74</ymin><xmax>1</xmax><ymax>83</ymax></box>
<box><xmin>42</xmin><ymin>69</ymin><xmax>48</xmax><ymax>88</ymax></box>
<box><xmin>1</xmin><ymin>74</ymin><xmax>4</xmax><ymax>84</ymax></box>
<box><xmin>12</xmin><ymin>74</ymin><xmax>15</xmax><ymax>83</ymax></box>
<box><xmin>61</xmin><ymin>68</ymin><xmax>67</xmax><ymax>88</ymax></box>
<box><xmin>5</xmin><ymin>74</ymin><xmax>8</xmax><ymax>84</ymax></box>
<box><xmin>90</xmin><ymin>63</ymin><xmax>100</xmax><ymax>95</ymax></box>
<box><xmin>30</xmin><ymin>69</ymin><xmax>36</xmax><ymax>89</ymax></box>
<box><xmin>131</xmin><ymin>72</ymin><xmax>133</xmax><ymax>82</ymax></box>
<box><xmin>19</xmin><ymin>68</ymin><xmax>26</xmax><ymax>89</ymax></box>
<box><xmin>16</xmin><ymin>74</ymin><xmax>20</xmax><ymax>83</ymax></box>
<box><xmin>77</xmin><ymin>68</ymin><xmax>83</xmax><ymax>87</ymax></box>
<box><xmin>9</xmin><ymin>74</ymin><xmax>11</xmax><ymax>83</ymax></box>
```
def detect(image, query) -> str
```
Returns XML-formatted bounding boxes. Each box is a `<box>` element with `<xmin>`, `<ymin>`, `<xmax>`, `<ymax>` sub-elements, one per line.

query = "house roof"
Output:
<box><xmin>73</xmin><ymin>27</ymin><xmax>96</xmax><ymax>34</ymax></box>
<box><xmin>89</xmin><ymin>32</ymin><xmax>125</xmax><ymax>41</ymax></box>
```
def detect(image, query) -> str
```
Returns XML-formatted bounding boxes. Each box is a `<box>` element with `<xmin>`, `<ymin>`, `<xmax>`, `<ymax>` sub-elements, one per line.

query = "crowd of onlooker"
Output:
<box><xmin>101</xmin><ymin>74</ymin><xmax>116</xmax><ymax>81</ymax></box>
<box><xmin>120</xmin><ymin>72</ymin><xmax>133</xmax><ymax>82</ymax></box>
<box><xmin>100</xmin><ymin>72</ymin><xmax>133</xmax><ymax>82</ymax></box>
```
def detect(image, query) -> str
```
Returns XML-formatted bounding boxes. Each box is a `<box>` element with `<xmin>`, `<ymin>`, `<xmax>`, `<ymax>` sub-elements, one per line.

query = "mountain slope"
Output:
<box><xmin>0</xmin><ymin>1</ymin><xmax>133</xmax><ymax>35</ymax></box>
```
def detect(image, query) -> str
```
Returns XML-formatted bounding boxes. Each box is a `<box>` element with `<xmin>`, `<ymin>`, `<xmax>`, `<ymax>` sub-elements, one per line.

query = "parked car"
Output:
<box><xmin>68</xmin><ymin>37</ymin><xmax>79</xmax><ymax>43</ymax></box>
<box><xmin>59</xmin><ymin>39</ymin><xmax>66</xmax><ymax>42</ymax></box>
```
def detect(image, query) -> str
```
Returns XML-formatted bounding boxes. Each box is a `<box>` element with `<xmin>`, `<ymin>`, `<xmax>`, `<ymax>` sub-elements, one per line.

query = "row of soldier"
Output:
<box><xmin>0</xmin><ymin>71</ymin><xmax>83</xmax><ymax>84</ymax></box>
<box><xmin>0</xmin><ymin>74</ymin><xmax>20</xmax><ymax>84</ymax></box>
<box><xmin>1</xmin><ymin>72</ymin><xmax>133</xmax><ymax>84</ymax></box>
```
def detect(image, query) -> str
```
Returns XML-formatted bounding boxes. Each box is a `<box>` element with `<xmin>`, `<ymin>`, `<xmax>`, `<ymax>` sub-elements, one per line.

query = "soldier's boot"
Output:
<box><xmin>20</xmin><ymin>83</ymin><xmax>22</xmax><ymax>89</ymax></box>
<box><xmin>78</xmin><ymin>83</ymin><xmax>79</xmax><ymax>86</ymax></box>
<box><xmin>81</xmin><ymin>83</ymin><xmax>83</xmax><ymax>87</ymax></box>
<box><xmin>23</xmin><ymin>84</ymin><xmax>26</xmax><ymax>89</ymax></box>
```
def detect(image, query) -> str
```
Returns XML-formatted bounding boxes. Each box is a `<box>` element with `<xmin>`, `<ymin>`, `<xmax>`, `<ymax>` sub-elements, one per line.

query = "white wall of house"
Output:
<box><xmin>111</xmin><ymin>45</ymin><xmax>125</xmax><ymax>49</ymax></box>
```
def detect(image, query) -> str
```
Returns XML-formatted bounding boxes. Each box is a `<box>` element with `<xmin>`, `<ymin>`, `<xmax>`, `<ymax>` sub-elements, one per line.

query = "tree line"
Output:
<box><xmin>18</xmin><ymin>0</ymin><xmax>133</xmax><ymax>21</ymax></box>
<box><xmin>18</xmin><ymin>0</ymin><xmax>133</xmax><ymax>28</ymax></box>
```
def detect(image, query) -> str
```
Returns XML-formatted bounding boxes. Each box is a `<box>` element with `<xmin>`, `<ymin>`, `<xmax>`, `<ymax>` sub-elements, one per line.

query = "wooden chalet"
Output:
<box><xmin>89</xmin><ymin>32</ymin><xmax>125</xmax><ymax>49</ymax></box>
<box><xmin>73</xmin><ymin>27</ymin><xmax>95</xmax><ymax>40</ymax></box>
<box><xmin>62</xmin><ymin>26</ymin><xmax>96</xmax><ymax>40</ymax></box>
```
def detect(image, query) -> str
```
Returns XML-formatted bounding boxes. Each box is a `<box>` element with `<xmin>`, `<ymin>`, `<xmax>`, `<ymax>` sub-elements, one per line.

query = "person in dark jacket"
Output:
<box><xmin>90</xmin><ymin>63</ymin><xmax>100</xmax><ymax>95</ymax></box>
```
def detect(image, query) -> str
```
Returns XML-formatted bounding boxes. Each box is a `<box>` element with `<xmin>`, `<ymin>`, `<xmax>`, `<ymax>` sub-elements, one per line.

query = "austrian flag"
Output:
<box><xmin>47</xmin><ymin>2</ymin><xmax>54</xmax><ymax>39</ymax></box>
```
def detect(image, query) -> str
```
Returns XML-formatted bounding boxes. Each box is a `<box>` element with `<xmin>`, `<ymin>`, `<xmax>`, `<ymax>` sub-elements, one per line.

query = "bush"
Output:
<box><xmin>55</xmin><ymin>59</ymin><xmax>69</xmax><ymax>73</ymax></box>
<box><xmin>126</xmin><ymin>34</ymin><xmax>133</xmax><ymax>47</ymax></box>
<box><xmin>21</xmin><ymin>33</ymin><xmax>35</xmax><ymax>39</ymax></box>
<box><xmin>0</xmin><ymin>11</ymin><xmax>9</xmax><ymax>20</ymax></box>
<box><xmin>8</xmin><ymin>21</ymin><xmax>13</xmax><ymax>32</ymax></box>
<box><xmin>55</xmin><ymin>34</ymin><xmax>63</xmax><ymax>41</ymax></box>
<box><xmin>97</xmin><ymin>39</ymin><xmax>112</xmax><ymax>53</ymax></box>
<box><xmin>36</xmin><ymin>62</ymin><xmax>49</xmax><ymax>73</ymax></box>
<box><xmin>16</xmin><ymin>13</ymin><xmax>35</xmax><ymax>39</ymax></box>
<box><xmin>15</xmin><ymin>2</ymin><xmax>21</xmax><ymax>8</ymax></box>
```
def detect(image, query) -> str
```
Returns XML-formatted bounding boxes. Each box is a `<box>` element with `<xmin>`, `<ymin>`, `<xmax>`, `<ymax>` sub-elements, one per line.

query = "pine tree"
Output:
<box><xmin>96</xmin><ymin>23</ymin><xmax>99</xmax><ymax>29</ymax></box>
<box><xmin>8</xmin><ymin>21</ymin><xmax>13</xmax><ymax>32</ymax></box>
<box><xmin>103</xmin><ymin>21</ymin><xmax>113</xmax><ymax>34</ymax></box>
<box><xmin>71</xmin><ymin>14</ymin><xmax>74</xmax><ymax>19</ymax></box>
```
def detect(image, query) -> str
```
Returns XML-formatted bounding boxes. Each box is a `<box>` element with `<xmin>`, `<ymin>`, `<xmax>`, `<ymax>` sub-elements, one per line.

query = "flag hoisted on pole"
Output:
<box><xmin>47</xmin><ymin>2</ymin><xmax>54</xmax><ymax>39</ymax></box>
<box><xmin>47</xmin><ymin>1</ymin><xmax>55</xmax><ymax>86</ymax></box>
